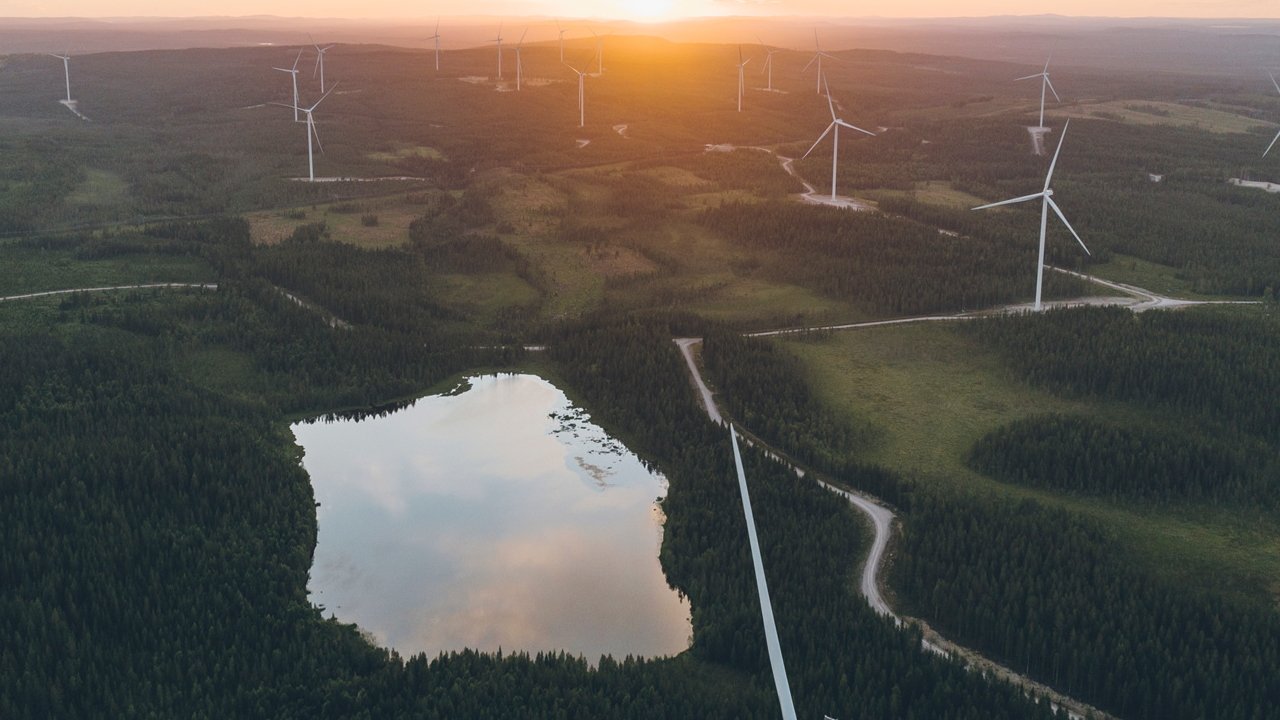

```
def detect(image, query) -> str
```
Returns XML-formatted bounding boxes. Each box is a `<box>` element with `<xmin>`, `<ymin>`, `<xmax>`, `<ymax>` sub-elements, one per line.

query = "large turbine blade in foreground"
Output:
<box><xmin>972</xmin><ymin>119</ymin><xmax>1089</xmax><ymax>311</ymax></box>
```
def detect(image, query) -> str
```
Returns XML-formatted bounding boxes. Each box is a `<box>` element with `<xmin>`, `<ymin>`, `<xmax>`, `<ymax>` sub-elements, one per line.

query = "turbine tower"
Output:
<box><xmin>736</xmin><ymin>46</ymin><xmax>751</xmax><ymax>112</ymax></box>
<box><xmin>1016</xmin><ymin>57</ymin><xmax>1060</xmax><ymax>129</ymax></box>
<box><xmin>515</xmin><ymin>28</ymin><xmax>528</xmax><ymax>91</ymax></box>
<box><xmin>802</xmin><ymin>75</ymin><xmax>876</xmax><ymax>200</ymax></box>
<box><xmin>757</xmin><ymin>37</ymin><xmax>781</xmax><ymax>92</ymax></box>
<box><xmin>48</xmin><ymin>53</ymin><xmax>71</xmax><ymax>103</ymax></box>
<box><xmin>311</xmin><ymin>37</ymin><xmax>335</xmax><ymax>93</ymax></box>
<box><xmin>491</xmin><ymin>24</ymin><xmax>504</xmax><ymax>79</ymax></box>
<box><xmin>273</xmin><ymin>50</ymin><xmax>304</xmax><ymax>122</ymax></box>
<box><xmin>564</xmin><ymin>58</ymin><xmax>590</xmax><ymax>128</ymax></box>
<box><xmin>1264</xmin><ymin>72</ymin><xmax>1280</xmax><ymax>157</ymax></box>
<box><xmin>803</xmin><ymin>30</ymin><xmax>836</xmax><ymax>94</ymax></box>
<box><xmin>428</xmin><ymin>18</ymin><xmax>441</xmax><ymax>71</ymax></box>
<box><xmin>972</xmin><ymin>119</ymin><xmax>1091</xmax><ymax>311</ymax></box>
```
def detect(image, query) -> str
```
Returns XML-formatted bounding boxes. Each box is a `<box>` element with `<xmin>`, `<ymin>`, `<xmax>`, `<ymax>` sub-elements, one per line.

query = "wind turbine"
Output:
<box><xmin>736</xmin><ymin>46</ymin><xmax>751</xmax><ymax>112</ymax></box>
<box><xmin>565</xmin><ymin>58</ymin><xmax>588</xmax><ymax>128</ymax></box>
<box><xmin>802</xmin><ymin>75</ymin><xmax>876</xmax><ymax>200</ymax></box>
<box><xmin>277</xmin><ymin>84</ymin><xmax>338</xmax><ymax>182</ymax></box>
<box><xmin>757</xmin><ymin>37</ymin><xmax>781</xmax><ymax>92</ymax></box>
<box><xmin>515</xmin><ymin>27</ymin><xmax>528</xmax><ymax>91</ymax></box>
<box><xmin>1016</xmin><ymin>57</ymin><xmax>1060</xmax><ymax>129</ymax></box>
<box><xmin>556</xmin><ymin>19</ymin><xmax>566</xmax><ymax>63</ymax></box>
<box><xmin>1264</xmin><ymin>72</ymin><xmax>1280</xmax><ymax>157</ymax></box>
<box><xmin>591</xmin><ymin>30</ymin><xmax>603</xmax><ymax>75</ymax></box>
<box><xmin>48</xmin><ymin>52</ymin><xmax>71</xmax><ymax>103</ymax></box>
<box><xmin>972</xmin><ymin>118</ymin><xmax>1090</xmax><ymax>311</ymax></box>
<box><xmin>491</xmin><ymin>23</ymin><xmax>504</xmax><ymax>79</ymax></box>
<box><xmin>428</xmin><ymin>18</ymin><xmax>441</xmax><ymax>71</ymax></box>
<box><xmin>803</xmin><ymin>30</ymin><xmax>837</xmax><ymax>94</ymax></box>
<box><xmin>311</xmin><ymin>37</ymin><xmax>335</xmax><ymax>93</ymax></box>
<box><xmin>273</xmin><ymin>50</ymin><xmax>304</xmax><ymax>122</ymax></box>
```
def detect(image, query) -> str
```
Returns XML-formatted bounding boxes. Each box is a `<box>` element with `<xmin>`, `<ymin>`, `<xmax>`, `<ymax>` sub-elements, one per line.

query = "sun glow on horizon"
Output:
<box><xmin>616</xmin><ymin>0</ymin><xmax>680</xmax><ymax>22</ymax></box>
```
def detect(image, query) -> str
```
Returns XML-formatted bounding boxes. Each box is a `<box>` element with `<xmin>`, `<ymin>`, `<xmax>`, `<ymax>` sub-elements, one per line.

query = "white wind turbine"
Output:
<box><xmin>515</xmin><ymin>27</ymin><xmax>528</xmax><ymax>91</ymax></box>
<box><xmin>48</xmin><ymin>52</ymin><xmax>72</xmax><ymax>103</ymax></box>
<box><xmin>736</xmin><ymin>46</ymin><xmax>751</xmax><ymax>112</ymax></box>
<box><xmin>277</xmin><ymin>84</ymin><xmax>338</xmax><ymax>182</ymax></box>
<box><xmin>972</xmin><ymin>118</ymin><xmax>1091</xmax><ymax>311</ymax></box>
<box><xmin>591</xmin><ymin>30</ymin><xmax>604</xmax><ymax>75</ymax></box>
<box><xmin>428</xmin><ymin>18</ymin><xmax>441</xmax><ymax>71</ymax></box>
<box><xmin>803</xmin><ymin>30</ymin><xmax>837</xmax><ymax>94</ymax></box>
<box><xmin>491</xmin><ymin>23</ymin><xmax>504</xmax><ymax>79</ymax></box>
<box><xmin>757</xmin><ymin>37</ymin><xmax>781</xmax><ymax>92</ymax></box>
<box><xmin>311</xmin><ymin>37</ymin><xmax>335</xmax><ymax>93</ymax></box>
<box><xmin>1263</xmin><ymin>72</ymin><xmax>1280</xmax><ymax>157</ymax></box>
<box><xmin>1016</xmin><ymin>57</ymin><xmax>1060</xmax><ymax>129</ymax></box>
<box><xmin>802</xmin><ymin>75</ymin><xmax>876</xmax><ymax>200</ymax></box>
<box><xmin>556</xmin><ymin>19</ymin><xmax>566</xmax><ymax>63</ymax></box>
<box><xmin>565</xmin><ymin>58</ymin><xmax>588</xmax><ymax>128</ymax></box>
<box><xmin>273</xmin><ymin>50</ymin><xmax>304</xmax><ymax>122</ymax></box>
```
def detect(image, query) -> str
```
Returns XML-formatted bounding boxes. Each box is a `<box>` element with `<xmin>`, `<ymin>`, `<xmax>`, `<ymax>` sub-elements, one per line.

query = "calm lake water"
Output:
<box><xmin>292</xmin><ymin>374</ymin><xmax>691</xmax><ymax>662</ymax></box>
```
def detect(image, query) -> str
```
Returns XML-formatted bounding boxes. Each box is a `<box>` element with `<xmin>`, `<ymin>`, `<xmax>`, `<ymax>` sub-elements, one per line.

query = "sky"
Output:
<box><xmin>5</xmin><ymin>0</ymin><xmax>1278</xmax><ymax>20</ymax></box>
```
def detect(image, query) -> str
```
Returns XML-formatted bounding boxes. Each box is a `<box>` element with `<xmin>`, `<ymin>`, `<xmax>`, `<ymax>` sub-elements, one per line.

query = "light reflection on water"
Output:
<box><xmin>293</xmin><ymin>374</ymin><xmax>691</xmax><ymax>661</ymax></box>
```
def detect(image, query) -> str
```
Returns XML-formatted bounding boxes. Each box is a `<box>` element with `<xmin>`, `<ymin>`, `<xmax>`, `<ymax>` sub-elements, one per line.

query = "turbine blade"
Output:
<box><xmin>1264</xmin><ymin>128</ymin><xmax>1280</xmax><ymax>157</ymax></box>
<box><xmin>972</xmin><ymin>192</ymin><xmax>1045</xmax><ymax>211</ymax></box>
<box><xmin>1043</xmin><ymin>56</ymin><xmax>1051</xmax><ymax>73</ymax></box>
<box><xmin>802</xmin><ymin>123</ymin><xmax>835</xmax><ymax>159</ymax></box>
<box><xmin>1014</xmin><ymin>73</ymin><xmax>1042</xmax><ymax>81</ymax></box>
<box><xmin>293</xmin><ymin>49</ymin><xmax>303</xmax><ymax>70</ymax></box>
<box><xmin>824</xmin><ymin>76</ymin><xmax>837</xmax><ymax>120</ymax></box>
<box><xmin>1045</xmin><ymin>118</ymin><xmax>1070</xmax><ymax>190</ymax></box>
<box><xmin>1045</xmin><ymin>75</ymin><xmax>1061</xmax><ymax>102</ymax></box>
<box><xmin>803</xmin><ymin>54</ymin><xmax>818</xmax><ymax>71</ymax></box>
<box><xmin>1046</xmin><ymin>196</ymin><xmax>1090</xmax><ymax>255</ymax></box>
<box><xmin>310</xmin><ymin>117</ymin><xmax>325</xmax><ymax>155</ymax></box>
<box><xmin>308</xmin><ymin>82</ymin><xmax>338</xmax><ymax>111</ymax></box>
<box><xmin>519</xmin><ymin>27</ymin><xmax>528</xmax><ymax>45</ymax></box>
<box><xmin>837</xmin><ymin>120</ymin><xmax>876</xmax><ymax>136</ymax></box>
<box><xmin>1271</xmin><ymin>71</ymin><xmax>1280</xmax><ymax>96</ymax></box>
<box><xmin>313</xmin><ymin>51</ymin><xmax>321</xmax><ymax>78</ymax></box>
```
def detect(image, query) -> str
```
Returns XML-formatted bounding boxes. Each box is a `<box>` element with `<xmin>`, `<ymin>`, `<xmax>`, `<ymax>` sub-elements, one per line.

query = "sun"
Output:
<box><xmin>617</xmin><ymin>0</ymin><xmax>677</xmax><ymax>21</ymax></box>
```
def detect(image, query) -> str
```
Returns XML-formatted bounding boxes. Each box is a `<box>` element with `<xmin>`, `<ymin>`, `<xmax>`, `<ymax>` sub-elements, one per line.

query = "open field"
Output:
<box><xmin>783</xmin><ymin>320</ymin><xmax>1280</xmax><ymax>606</ymax></box>
<box><xmin>0</xmin><ymin>244</ymin><xmax>213</xmax><ymax>295</ymax></box>
<box><xmin>1057</xmin><ymin>100</ymin><xmax>1274</xmax><ymax>135</ymax></box>
<box><xmin>863</xmin><ymin>181</ymin><xmax>990</xmax><ymax>210</ymax></box>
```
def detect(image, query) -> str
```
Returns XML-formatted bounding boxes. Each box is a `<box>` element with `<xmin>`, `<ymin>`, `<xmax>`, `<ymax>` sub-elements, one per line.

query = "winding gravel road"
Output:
<box><xmin>0</xmin><ymin>283</ymin><xmax>217</xmax><ymax>303</ymax></box>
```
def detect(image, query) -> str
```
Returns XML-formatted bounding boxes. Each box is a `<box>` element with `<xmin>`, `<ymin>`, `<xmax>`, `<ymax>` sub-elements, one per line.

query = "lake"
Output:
<box><xmin>292</xmin><ymin>373</ymin><xmax>691</xmax><ymax>662</ymax></box>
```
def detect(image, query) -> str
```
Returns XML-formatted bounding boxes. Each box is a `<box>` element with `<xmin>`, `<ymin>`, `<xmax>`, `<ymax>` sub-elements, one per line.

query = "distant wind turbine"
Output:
<box><xmin>803</xmin><ymin>30</ymin><xmax>837</xmax><ymax>94</ymax></box>
<box><xmin>276</xmin><ymin>84</ymin><xmax>338</xmax><ymax>182</ymax></box>
<box><xmin>736</xmin><ymin>46</ymin><xmax>751</xmax><ymax>112</ymax></box>
<box><xmin>591</xmin><ymin>30</ymin><xmax>603</xmax><ymax>75</ymax></box>
<box><xmin>428</xmin><ymin>18</ymin><xmax>441</xmax><ymax>71</ymax></box>
<box><xmin>48</xmin><ymin>52</ymin><xmax>71</xmax><ymax>103</ymax></box>
<box><xmin>1264</xmin><ymin>72</ymin><xmax>1280</xmax><ymax>157</ymax></box>
<box><xmin>273</xmin><ymin>50</ymin><xmax>304</xmax><ymax>122</ymax></box>
<box><xmin>556</xmin><ymin>19</ymin><xmax>566</xmax><ymax>62</ymax></box>
<box><xmin>757</xmin><ymin>37</ymin><xmax>780</xmax><ymax>92</ymax></box>
<box><xmin>802</xmin><ymin>75</ymin><xmax>876</xmax><ymax>200</ymax></box>
<box><xmin>1016</xmin><ymin>57</ymin><xmax>1060</xmax><ymax>129</ymax></box>
<box><xmin>311</xmin><ymin>36</ymin><xmax>335</xmax><ymax>93</ymax></box>
<box><xmin>515</xmin><ymin>27</ymin><xmax>528</xmax><ymax>91</ymax></box>
<box><xmin>489</xmin><ymin>23</ymin><xmax>505</xmax><ymax>79</ymax></box>
<box><xmin>972</xmin><ymin>118</ymin><xmax>1090</xmax><ymax>311</ymax></box>
<box><xmin>565</xmin><ymin>58</ymin><xmax>588</xmax><ymax>127</ymax></box>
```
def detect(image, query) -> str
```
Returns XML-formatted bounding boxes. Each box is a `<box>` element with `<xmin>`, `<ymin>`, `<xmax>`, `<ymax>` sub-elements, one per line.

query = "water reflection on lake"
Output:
<box><xmin>293</xmin><ymin>374</ymin><xmax>691</xmax><ymax>662</ymax></box>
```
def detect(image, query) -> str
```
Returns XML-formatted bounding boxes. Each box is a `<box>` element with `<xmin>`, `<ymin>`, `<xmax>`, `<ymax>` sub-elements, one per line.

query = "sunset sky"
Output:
<box><xmin>6</xmin><ymin>0</ymin><xmax>1279</xmax><ymax>20</ymax></box>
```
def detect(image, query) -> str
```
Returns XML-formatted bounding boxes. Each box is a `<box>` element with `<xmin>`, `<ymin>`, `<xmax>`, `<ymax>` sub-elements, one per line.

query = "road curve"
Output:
<box><xmin>674</xmin><ymin>336</ymin><xmax>1113</xmax><ymax>720</ymax></box>
<box><xmin>0</xmin><ymin>283</ymin><xmax>217</xmax><ymax>303</ymax></box>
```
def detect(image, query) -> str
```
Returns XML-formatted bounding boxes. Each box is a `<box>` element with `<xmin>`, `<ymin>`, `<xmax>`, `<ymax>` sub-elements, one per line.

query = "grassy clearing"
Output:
<box><xmin>433</xmin><ymin>272</ymin><xmax>540</xmax><ymax>324</ymax></box>
<box><xmin>864</xmin><ymin>181</ymin><xmax>990</xmax><ymax>210</ymax></box>
<box><xmin>684</xmin><ymin>275</ymin><xmax>868</xmax><ymax>328</ymax></box>
<box><xmin>366</xmin><ymin>144</ymin><xmax>443</xmax><ymax>162</ymax></box>
<box><xmin>0</xmin><ymin>245</ymin><xmax>213</xmax><ymax>296</ymax></box>
<box><xmin>783</xmin><ymin>322</ymin><xmax>1280</xmax><ymax>606</ymax></box>
<box><xmin>1086</xmin><ymin>253</ymin><xmax>1230</xmax><ymax>299</ymax></box>
<box><xmin>1059</xmin><ymin>100</ymin><xmax>1273</xmax><ymax>135</ymax></box>
<box><xmin>64</xmin><ymin>169</ymin><xmax>130</xmax><ymax>207</ymax></box>
<box><xmin>247</xmin><ymin>198</ymin><xmax>425</xmax><ymax>248</ymax></box>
